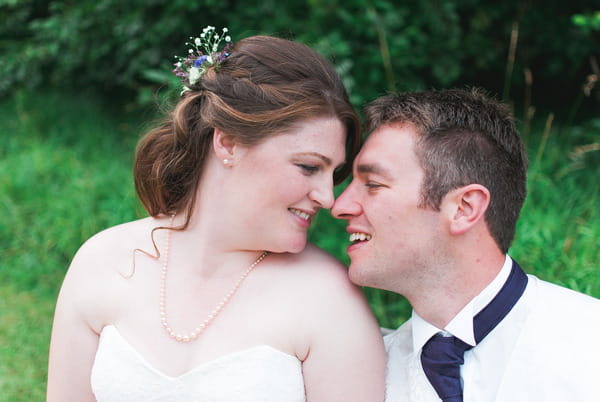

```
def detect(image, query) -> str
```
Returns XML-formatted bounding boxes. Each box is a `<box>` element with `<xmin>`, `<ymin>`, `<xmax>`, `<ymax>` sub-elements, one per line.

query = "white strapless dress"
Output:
<box><xmin>91</xmin><ymin>325</ymin><xmax>306</xmax><ymax>402</ymax></box>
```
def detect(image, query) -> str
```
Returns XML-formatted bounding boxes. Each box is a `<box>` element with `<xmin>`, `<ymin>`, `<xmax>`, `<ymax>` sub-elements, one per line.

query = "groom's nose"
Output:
<box><xmin>332</xmin><ymin>181</ymin><xmax>362</xmax><ymax>219</ymax></box>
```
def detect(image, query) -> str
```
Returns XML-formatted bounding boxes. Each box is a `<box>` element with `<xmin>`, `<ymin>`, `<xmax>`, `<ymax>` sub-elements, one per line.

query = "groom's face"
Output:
<box><xmin>332</xmin><ymin>123</ymin><xmax>445</xmax><ymax>295</ymax></box>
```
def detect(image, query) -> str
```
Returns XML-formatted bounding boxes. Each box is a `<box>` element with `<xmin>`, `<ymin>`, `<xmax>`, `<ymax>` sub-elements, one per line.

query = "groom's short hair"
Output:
<box><xmin>363</xmin><ymin>88</ymin><xmax>528</xmax><ymax>253</ymax></box>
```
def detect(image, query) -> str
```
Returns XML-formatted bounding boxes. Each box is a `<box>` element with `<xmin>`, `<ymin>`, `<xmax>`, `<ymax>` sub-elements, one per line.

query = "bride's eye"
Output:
<box><xmin>297</xmin><ymin>164</ymin><xmax>319</xmax><ymax>175</ymax></box>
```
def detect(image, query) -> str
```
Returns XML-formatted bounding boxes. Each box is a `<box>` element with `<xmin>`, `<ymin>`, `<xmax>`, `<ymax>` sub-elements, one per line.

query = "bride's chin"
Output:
<box><xmin>268</xmin><ymin>237</ymin><xmax>307</xmax><ymax>254</ymax></box>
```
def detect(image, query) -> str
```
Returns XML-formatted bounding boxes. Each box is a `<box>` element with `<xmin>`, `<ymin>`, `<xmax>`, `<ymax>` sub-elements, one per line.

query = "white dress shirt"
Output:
<box><xmin>411</xmin><ymin>255</ymin><xmax>513</xmax><ymax>351</ymax></box>
<box><xmin>384</xmin><ymin>256</ymin><xmax>600</xmax><ymax>402</ymax></box>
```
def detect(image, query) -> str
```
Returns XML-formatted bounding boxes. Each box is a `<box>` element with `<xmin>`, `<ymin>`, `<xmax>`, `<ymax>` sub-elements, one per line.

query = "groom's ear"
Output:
<box><xmin>441</xmin><ymin>184</ymin><xmax>490</xmax><ymax>236</ymax></box>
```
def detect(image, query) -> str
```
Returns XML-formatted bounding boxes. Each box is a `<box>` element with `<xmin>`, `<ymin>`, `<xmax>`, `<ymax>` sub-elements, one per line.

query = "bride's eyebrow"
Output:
<box><xmin>292</xmin><ymin>152</ymin><xmax>333</xmax><ymax>166</ymax></box>
<box><xmin>292</xmin><ymin>152</ymin><xmax>348</xmax><ymax>171</ymax></box>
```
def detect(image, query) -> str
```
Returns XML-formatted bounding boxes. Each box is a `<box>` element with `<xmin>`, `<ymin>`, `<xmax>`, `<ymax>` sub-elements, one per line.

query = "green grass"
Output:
<box><xmin>0</xmin><ymin>284</ymin><xmax>55</xmax><ymax>401</ymax></box>
<box><xmin>0</xmin><ymin>90</ymin><xmax>143</xmax><ymax>401</ymax></box>
<box><xmin>1</xmin><ymin>90</ymin><xmax>599</xmax><ymax>400</ymax></box>
<box><xmin>511</xmin><ymin>117</ymin><xmax>600</xmax><ymax>293</ymax></box>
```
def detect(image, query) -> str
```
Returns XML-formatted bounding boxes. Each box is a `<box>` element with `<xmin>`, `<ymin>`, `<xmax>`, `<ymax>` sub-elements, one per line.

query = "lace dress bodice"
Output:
<box><xmin>91</xmin><ymin>325</ymin><xmax>306</xmax><ymax>402</ymax></box>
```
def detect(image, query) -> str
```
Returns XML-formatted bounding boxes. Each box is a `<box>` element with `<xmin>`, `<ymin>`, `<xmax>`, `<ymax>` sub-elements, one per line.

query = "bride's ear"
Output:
<box><xmin>213</xmin><ymin>128</ymin><xmax>236</xmax><ymax>165</ymax></box>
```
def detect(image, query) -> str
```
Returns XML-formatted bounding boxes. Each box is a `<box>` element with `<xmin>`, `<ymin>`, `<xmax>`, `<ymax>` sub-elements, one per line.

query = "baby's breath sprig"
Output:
<box><xmin>172</xmin><ymin>26</ymin><xmax>233</xmax><ymax>93</ymax></box>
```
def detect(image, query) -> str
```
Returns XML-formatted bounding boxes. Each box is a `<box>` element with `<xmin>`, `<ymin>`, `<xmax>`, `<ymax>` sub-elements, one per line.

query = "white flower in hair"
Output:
<box><xmin>188</xmin><ymin>67</ymin><xmax>201</xmax><ymax>84</ymax></box>
<box><xmin>172</xmin><ymin>26</ymin><xmax>234</xmax><ymax>94</ymax></box>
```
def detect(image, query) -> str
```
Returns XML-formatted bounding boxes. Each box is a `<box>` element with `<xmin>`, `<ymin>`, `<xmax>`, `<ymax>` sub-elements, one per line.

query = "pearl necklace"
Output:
<box><xmin>159</xmin><ymin>215</ymin><xmax>268</xmax><ymax>342</ymax></box>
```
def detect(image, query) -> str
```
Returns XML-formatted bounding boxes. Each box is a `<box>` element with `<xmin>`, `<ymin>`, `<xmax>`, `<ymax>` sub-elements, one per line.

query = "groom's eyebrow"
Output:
<box><xmin>357</xmin><ymin>163</ymin><xmax>392</xmax><ymax>179</ymax></box>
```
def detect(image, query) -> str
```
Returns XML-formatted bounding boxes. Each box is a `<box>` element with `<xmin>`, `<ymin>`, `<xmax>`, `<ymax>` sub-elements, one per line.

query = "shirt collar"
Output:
<box><xmin>412</xmin><ymin>255</ymin><xmax>513</xmax><ymax>351</ymax></box>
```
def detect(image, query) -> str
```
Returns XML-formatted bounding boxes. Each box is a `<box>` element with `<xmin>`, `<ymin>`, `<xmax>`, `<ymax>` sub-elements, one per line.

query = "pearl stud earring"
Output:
<box><xmin>223</xmin><ymin>159</ymin><xmax>232</xmax><ymax>167</ymax></box>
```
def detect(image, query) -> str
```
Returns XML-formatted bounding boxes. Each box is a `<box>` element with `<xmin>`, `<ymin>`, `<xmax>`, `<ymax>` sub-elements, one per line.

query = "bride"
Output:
<box><xmin>47</xmin><ymin>29</ymin><xmax>386</xmax><ymax>401</ymax></box>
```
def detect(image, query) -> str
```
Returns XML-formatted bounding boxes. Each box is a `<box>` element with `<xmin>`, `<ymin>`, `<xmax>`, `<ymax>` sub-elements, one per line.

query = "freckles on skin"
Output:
<box><xmin>228</xmin><ymin>116</ymin><xmax>346</xmax><ymax>253</ymax></box>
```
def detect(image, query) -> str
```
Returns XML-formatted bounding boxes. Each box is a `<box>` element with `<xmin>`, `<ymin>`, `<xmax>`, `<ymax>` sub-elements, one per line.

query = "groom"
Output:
<box><xmin>332</xmin><ymin>88</ymin><xmax>600</xmax><ymax>401</ymax></box>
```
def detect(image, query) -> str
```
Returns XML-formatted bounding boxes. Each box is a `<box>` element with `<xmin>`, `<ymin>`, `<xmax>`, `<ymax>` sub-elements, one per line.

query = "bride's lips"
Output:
<box><xmin>289</xmin><ymin>208</ymin><xmax>313</xmax><ymax>228</ymax></box>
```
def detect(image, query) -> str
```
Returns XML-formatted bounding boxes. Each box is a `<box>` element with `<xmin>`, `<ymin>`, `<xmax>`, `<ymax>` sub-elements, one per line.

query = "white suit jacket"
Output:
<box><xmin>384</xmin><ymin>274</ymin><xmax>600</xmax><ymax>402</ymax></box>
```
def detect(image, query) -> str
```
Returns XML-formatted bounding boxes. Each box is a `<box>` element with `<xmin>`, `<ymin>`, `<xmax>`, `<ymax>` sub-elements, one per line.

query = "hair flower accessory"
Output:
<box><xmin>172</xmin><ymin>26</ymin><xmax>233</xmax><ymax>93</ymax></box>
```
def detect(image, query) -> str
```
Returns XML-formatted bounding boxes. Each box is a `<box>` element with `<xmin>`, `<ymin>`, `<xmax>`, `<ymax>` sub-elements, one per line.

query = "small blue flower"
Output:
<box><xmin>194</xmin><ymin>55</ymin><xmax>209</xmax><ymax>67</ymax></box>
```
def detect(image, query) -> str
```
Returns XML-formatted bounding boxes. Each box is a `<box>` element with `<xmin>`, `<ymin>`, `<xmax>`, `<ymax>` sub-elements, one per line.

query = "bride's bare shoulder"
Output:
<box><xmin>288</xmin><ymin>243</ymin><xmax>347</xmax><ymax>272</ymax></box>
<box><xmin>67</xmin><ymin>216</ymin><xmax>165</xmax><ymax>277</ymax></box>
<box><xmin>56</xmin><ymin>217</ymin><xmax>174</xmax><ymax>327</ymax></box>
<box><xmin>264</xmin><ymin>243</ymin><xmax>355</xmax><ymax>293</ymax></box>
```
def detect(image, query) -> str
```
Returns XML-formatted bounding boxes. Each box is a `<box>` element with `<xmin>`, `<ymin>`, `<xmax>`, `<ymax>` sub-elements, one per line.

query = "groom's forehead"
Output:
<box><xmin>354</xmin><ymin>124</ymin><xmax>418</xmax><ymax>170</ymax></box>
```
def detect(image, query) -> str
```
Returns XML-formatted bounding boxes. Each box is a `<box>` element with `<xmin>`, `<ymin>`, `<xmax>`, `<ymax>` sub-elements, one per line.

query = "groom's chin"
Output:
<box><xmin>347</xmin><ymin>259</ymin><xmax>390</xmax><ymax>291</ymax></box>
<box><xmin>347</xmin><ymin>261</ymin><xmax>371</xmax><ymax>287</ymax></box>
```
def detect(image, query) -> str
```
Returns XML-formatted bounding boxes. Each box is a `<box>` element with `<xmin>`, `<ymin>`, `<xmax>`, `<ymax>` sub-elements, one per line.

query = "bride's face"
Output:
<box><xmin>226</xmin><ymin>116</ymin><xmax>347</xmax><ymax>253</ymax></box>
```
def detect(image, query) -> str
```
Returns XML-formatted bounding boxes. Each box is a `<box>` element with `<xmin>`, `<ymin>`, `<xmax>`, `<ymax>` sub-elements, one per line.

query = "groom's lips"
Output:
<box><xmin>345</xmin><ymin>226</ymin><xmax>372</xmax><ymax>253</ymax></box>
<box><xmin>349</xmin><ymin>232</ymin><xmax>372</xmax><ymax>242</ymax></box>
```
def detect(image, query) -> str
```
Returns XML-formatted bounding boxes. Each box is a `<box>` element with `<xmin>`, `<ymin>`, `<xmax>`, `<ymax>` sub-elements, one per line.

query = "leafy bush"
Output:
<box><xmin>2</xmin><ymin>1</ymin><xmax>598</xmax><ymax>115</ymax></box>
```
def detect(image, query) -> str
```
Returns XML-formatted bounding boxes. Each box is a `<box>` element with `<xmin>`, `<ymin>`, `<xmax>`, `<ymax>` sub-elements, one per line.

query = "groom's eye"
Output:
<box><xmin>365</xmin><ymin>182</ymin><xmax>383</xmax><ymax>189</ymax></box>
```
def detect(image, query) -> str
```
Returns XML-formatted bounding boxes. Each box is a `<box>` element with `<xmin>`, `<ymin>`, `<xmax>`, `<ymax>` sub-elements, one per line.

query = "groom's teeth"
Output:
<box><xmin>290</xmin><ymin>208</ymin><xmax>310</xmax><ymax>221</ymax></box>
<box><xmin>350</xmin><ymin>233</ymin><xmax>372</xmax><ymax>242</ymax></box>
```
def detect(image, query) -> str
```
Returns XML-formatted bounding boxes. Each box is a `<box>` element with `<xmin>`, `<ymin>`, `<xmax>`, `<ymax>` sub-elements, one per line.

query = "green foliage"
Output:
<box><xmin>1</xmin><ymin>1</ymin><xmax>598</xmax><ymax>114</ymax></box>
<box><xmin>511</xmin><ymin>117</ymin><xmax>600</xmax><ymax>295</ymax></box>
<box><xmin>572</xmin><ymin>11</ymin><xmax>600</xmax><ymax>32</ymax></box>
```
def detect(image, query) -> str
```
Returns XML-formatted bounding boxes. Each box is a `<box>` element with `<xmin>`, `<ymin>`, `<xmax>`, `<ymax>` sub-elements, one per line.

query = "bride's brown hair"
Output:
<box><xmin>134</xmin><ymin>35</ymin><xmax>360</xmax><ymax>229</ymax></box>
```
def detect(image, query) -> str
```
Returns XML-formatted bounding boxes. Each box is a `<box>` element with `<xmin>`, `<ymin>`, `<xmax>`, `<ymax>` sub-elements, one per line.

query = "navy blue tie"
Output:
<box><xmin>420</xmin><ymin>261</ymin><xmax>528</xmax><ymax>402</ymax></box>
